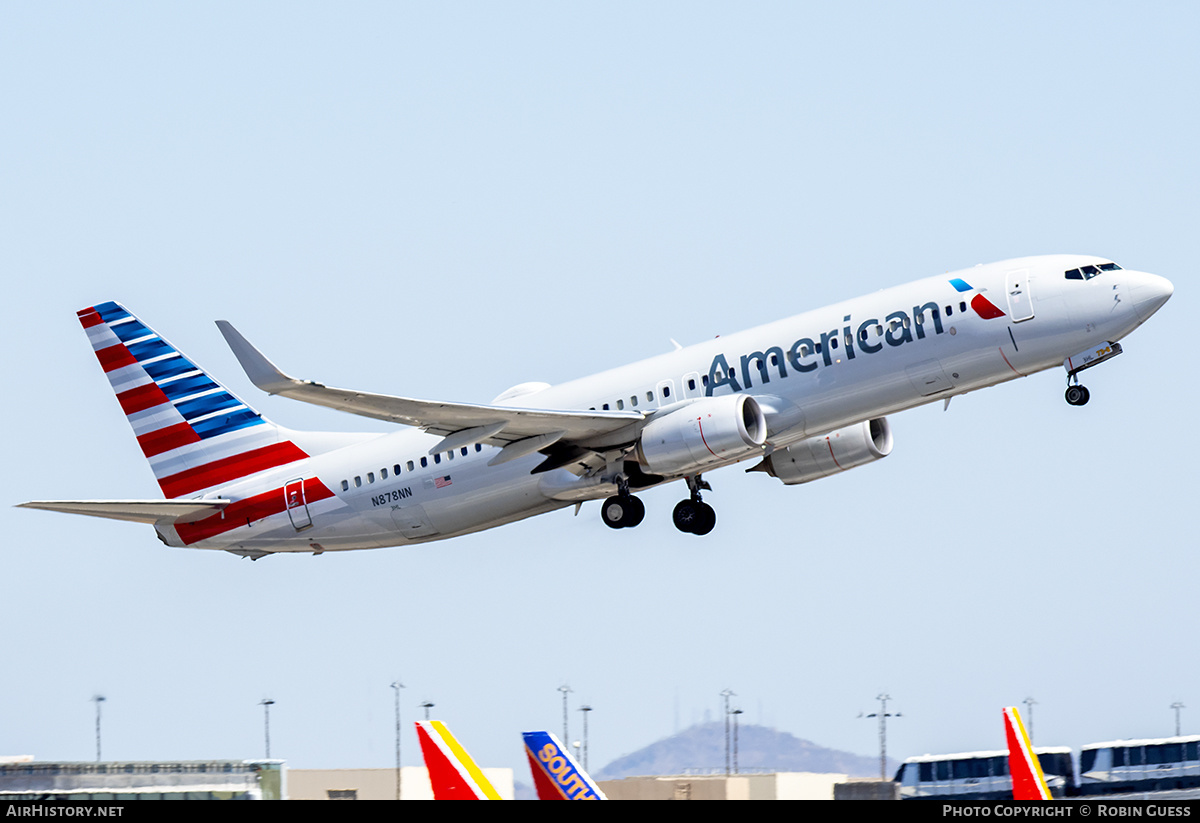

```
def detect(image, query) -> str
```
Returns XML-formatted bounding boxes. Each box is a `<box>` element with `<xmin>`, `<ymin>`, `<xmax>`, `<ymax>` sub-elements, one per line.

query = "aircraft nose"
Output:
<box><xmin>1128</xmin><ymin>271</ymin><xmax>1174</xmax><ymax>323</ymax></box>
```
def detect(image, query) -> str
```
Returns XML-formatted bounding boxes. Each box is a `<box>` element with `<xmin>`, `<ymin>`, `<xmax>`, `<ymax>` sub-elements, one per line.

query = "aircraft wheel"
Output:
<box><xmin>673</xmin><ymin>500</ymin><xmax>717</xmax><ymax>535</ymax></box>
<box><xmin>602</xmin><ymin>495</ymin><xmax>644</xmax><ymax>529</ymax></box>
<box><xmin>1065</xmin><ymin>385</ymin><xmax>1090</xmax><ymax>406</ymax></box>
<box><xmin>691</xmin><ymin>502</ymin><xmax>716</xmax><ymax>536</ymax></box>
<box><xmin>621</xmin><ymin>495</ymin><xmax>645</xmax><ymax>528</ymax></box>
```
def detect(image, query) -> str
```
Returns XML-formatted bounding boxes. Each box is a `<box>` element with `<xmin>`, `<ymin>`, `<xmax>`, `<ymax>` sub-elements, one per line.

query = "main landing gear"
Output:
<box><xmin>672</xmin><ymin>475</ymin><xmax>716</xmax><ymax>536</ymax></box>
<box><xmin>599</xmin><ymin>473</ymin><xmax>717</xmax><ymax>535</ymax></box>
<box><xmin>601</xmin><ymin>492</ymin><xmax>645</xmax><ymax>529</ymax></box>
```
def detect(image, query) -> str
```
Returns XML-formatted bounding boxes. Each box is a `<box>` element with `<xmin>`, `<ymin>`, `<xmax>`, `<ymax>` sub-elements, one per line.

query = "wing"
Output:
<box><xmin>16</xmin><ymin>499</ymin><xmax>230</xmax><ymax>525</ymax></box>
<box><xmin>216</xmin><ymin>321</ymin><xmax>645</xmax><ymax>465</ymax></box>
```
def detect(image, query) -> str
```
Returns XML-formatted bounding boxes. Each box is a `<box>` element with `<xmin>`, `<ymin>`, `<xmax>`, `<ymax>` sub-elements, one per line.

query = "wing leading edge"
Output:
<box><xmin>216</xmin><ymin>321</ymin><xmax>644</xmax><ymax>456</ymax></box>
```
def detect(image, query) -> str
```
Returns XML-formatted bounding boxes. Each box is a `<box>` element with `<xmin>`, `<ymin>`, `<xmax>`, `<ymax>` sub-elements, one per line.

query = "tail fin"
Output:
<box><xmin>414</xmin><ymin>721</ymin><xmax>503</xmax><ymax>800</ymax></box>
<box><xmin>77</xmin><ymin>302</ymin><xmax>308</xmax><ymax>499</ymax></box>
<box><xmin>522</xmin><ymin>730</ymin><xmax>606</xmax><ymax>800</ymax></box>
<box><xmin>1004</xmin><ymin>707</ymin><xmax>1051</xmax><ymax>800</ymax></box>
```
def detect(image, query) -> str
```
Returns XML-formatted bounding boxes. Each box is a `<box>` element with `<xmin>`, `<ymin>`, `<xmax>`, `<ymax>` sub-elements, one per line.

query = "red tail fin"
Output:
<box><xmin>1004</xmin><ymin>707</ymin><xmax>1051</xmax><ymax>800</ymax></box>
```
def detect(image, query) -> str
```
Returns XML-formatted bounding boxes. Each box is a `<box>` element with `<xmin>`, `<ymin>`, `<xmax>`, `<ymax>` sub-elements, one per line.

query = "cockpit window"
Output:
<box><xmin>1065</xmin><ymin>262</ymin><xmax>1120</xmax><ymax>281</ymax></box>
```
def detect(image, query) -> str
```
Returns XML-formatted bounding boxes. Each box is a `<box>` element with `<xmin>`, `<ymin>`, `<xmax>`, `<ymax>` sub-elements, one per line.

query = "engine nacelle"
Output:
<box><xmin>758</xmin><ymin>417</ymin><xmax>893</xmax><ymax>485</ymax></box>
<box><xmin>637</xmin><ymin>395</ymin><xmax>767</xmax><ymax>476</ymax></box>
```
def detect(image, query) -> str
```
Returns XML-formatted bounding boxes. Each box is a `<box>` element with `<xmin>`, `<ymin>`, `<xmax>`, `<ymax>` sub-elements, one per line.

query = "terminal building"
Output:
<box><xmin>0</xmin><ymin>758</ymin><xmax>282</xmax><ymax>800</ymax></box>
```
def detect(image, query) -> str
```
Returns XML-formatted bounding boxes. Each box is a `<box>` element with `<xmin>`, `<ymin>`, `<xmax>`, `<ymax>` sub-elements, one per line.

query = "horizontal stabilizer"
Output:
<box><xmin>17</xmin><ymin>499</ymin><xmax>230</xmax><ymax>525</ymax></box>
<box><xmin>216</xmin><ymin>321</ymin><xmax>643</xmax><ymax>446</ymax></box>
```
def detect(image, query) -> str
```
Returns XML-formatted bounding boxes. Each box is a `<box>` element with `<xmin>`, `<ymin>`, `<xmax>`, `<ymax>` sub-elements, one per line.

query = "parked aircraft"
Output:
<box><xmin>1004</xmin><ymin>707</ymin><xmax>1051</xmax><ymax>800</ymax></box>
<box><xmin>19</xmin><ymin>255</ymin><xmax>1172</xmax><ymax>558</ymax></box>
<box><xmin>415</xmin><ymin>720</ymin><xmax>503</xmax><ymax>800</ymax></box>
<box><xmin>522</xmin><ymin>730</ymin><xmax>606</xmax><ymax>800</ymax></box>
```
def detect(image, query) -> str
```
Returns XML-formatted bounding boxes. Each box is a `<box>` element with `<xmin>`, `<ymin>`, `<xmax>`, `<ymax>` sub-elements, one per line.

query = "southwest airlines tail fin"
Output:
<box><xmin>522</xmin><ymin>730</ymin><xmax>606</xmax><ymax>800</ymax></box>
<box><xmin>415</xmin><ymin>721</ymin><xmax>503</xmax><ymax>800</ymax></box>
<box><xmin>74</xmin><ymin>301</ymin><xmax>308</xmax><ymax>499</ymax></box>
<box><xmin>1004</xmin><ymin>706</ymin><xmax>1051</xmax><ymax>800</ymax></box>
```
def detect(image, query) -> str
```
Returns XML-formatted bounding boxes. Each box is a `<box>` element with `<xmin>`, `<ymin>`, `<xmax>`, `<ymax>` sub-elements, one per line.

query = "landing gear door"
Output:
<box><xmin>284</xmin><ymin>478</ymin><xmax>313</xmax><ymax>531</ymax></box>
<box><xmin>1006</xmin><ymin>269</ymin><xmax>1034</xmax><ymax>322</ymax></box>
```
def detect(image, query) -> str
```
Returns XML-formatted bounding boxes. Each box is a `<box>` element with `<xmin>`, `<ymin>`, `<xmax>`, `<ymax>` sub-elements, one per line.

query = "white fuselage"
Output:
<box><xmin>162</xmin><ymin>254</ymin><xmax>1171</xmax><ymax>554</ymax></box>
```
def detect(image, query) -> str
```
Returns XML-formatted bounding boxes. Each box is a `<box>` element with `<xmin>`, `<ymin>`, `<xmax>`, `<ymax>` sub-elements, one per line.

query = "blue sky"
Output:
<box><xmin>3</xmin><ymin>2</ymin><xmax>1196</xmax><ymax>778</ymax></box>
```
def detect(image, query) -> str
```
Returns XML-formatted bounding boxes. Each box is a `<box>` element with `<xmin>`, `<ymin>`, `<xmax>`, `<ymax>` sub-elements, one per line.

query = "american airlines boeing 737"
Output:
<box><xmin>20</xmin><ymin>255</ymin><xmax>1172</xmax><ymax>558</ymax></box>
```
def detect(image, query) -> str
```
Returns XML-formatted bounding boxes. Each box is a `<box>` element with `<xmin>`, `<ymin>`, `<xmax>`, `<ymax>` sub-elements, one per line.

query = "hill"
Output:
<box><xmin>595</xmin><ymin>722</ymin><xmax>888</xmax><ymax>780</ymax></box>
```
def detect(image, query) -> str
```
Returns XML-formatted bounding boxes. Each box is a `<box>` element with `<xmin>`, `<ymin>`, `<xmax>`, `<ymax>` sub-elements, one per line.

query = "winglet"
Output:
<box><xmin>1003</xmin><ymin>707</ymin><xmax>1051</xmax><ymax>800</ymax></box>
<box><xmin>522</xmin><ymin>730</ymin><xmax>606</xmax><ymax>800</ymax></box>
<box><xmin>414</xmin><ymin>721</ymin><xmax>503</xmax><ymax>800</ymax></box>
<box><xmin>215</xmin><ymin>320</ymin><xmax>304</xmax><ymax>395</ymax></box>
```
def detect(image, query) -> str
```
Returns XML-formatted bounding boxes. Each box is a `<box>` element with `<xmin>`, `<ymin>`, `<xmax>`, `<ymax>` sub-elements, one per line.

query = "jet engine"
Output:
<box><xmin>756</xmin><ymin>417</ymin><xmax>893</xmax><ymax>485</ymax></box>
<box><xmin>636</xmin><ymin>394</ymin><xmax>767</xmax><ymax>476</ymax></box>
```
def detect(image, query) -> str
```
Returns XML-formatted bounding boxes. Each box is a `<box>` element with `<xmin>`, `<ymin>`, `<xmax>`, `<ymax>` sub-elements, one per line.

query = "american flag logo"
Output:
<box><xmin>434</xmin><ymin>476</ymin><xmax>452</xmax><ymax>489</ymax></box>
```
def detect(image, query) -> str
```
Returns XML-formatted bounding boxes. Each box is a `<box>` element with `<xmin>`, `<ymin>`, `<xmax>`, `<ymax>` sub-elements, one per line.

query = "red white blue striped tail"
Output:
<box><xmin>77</xmin><ymin>301</ymin><xmax>309</xmax><ymax>499</ymax></box>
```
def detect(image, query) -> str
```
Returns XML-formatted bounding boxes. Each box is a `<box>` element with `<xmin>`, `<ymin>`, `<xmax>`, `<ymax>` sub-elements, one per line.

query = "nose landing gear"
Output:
<box><xmin>1065</xmin><ymin>382</ymin><xmax>1091</xmax><ymax>406</ymax></box>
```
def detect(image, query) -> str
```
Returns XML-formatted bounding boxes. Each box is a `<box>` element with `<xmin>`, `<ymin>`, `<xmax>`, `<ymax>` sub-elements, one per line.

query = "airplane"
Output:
<box><xmin>414</xmin><ymin>720</ymin><xmax>504</xmax><ymax>800</ymax></box>
<box><xmin>522</xmin><ymin>730</ymin><xmax>606</xmax><ymax>800</ymax></box>
<box><xmin>18</xmin><ymin>254</ymin><xmax>1173</xmax><ymax>558</ymax></box>
<box><xmin>1003</xmin><ymin>706</ymin><xmax>1051</xmax><ymax>800</ymax></box>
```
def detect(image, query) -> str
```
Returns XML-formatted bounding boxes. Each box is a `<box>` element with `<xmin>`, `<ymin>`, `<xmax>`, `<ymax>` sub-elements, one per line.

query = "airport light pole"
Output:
<box><xmin>720</xmin><ymin>689</ymin><xmax>735</xmax><ymax>775</ymax></box>
<box><xmin>260</xmin><ymin>699</ymin><xmax>275</xmax><ymax>759</ymax></box>
<box><xmin>92</xmin><ymin>695</ymin><xmax>105</xmax><ymax>762</ymax></box>
<box><xmin>1172</xmin><ymin>702</ymin><xmax>1186</xmax><ymax>736</ymax></box>
<box><xmin>420</xmin><ymin>701</ymin><xmax>434</xmax><ymax>721</ymax></box>
<box><xmin>558</xmin><ymin>684</ymin><xmax>572</xmax><ymax>746</ymax></box>
<box><xmin>731</xmin><ymin>707</ymin><xmax>743</xmax><ymax>775</ymax></box>
<box><xmin>865</xmin><ymin>694</ymin><xmax>901</xmax><ymax>782</ymax></box>
<box><xmin>1024</xmin><ymin>696</ymin><xmax>1037</xmax><ymax>743</ymax></box>
<box><xmin>391</xmin><ymin>681</ymin><xmax>404</xmax><ymax>801</ymax></box>
<box><xmin>578</xmin><ymin>705</ymin><xmax>593</xmax><ymax>771</ymax></box>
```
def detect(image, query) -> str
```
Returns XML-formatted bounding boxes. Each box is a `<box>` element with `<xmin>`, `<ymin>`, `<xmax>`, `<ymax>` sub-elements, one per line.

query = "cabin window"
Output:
<box><xmin>959</xmin><ymin>302</ymin><xmax>966</xmax><ymax>313</ymax></box>
<box><xmin>688</xmin><ymin>378</ymin><xmax>696</xmax><ymax>390</ymax></box>
<box><xmin>630</xmin><ymin>395</ymin><xmax>638</xmax><ymax>407</ymax></box>
<box><xmin>945</xmin><ymin>305</ymin><xmax>953</xmax><ymax>316</ymax></box>
<box><xmin>475</xmin><ymin>444</ymin><xmax>482</xmax><ymax>453</ymax></box>
<box><xmin>461</xmin><ymin>447</ymin><xmax>468</xmax><ymax>456</ymax></box>
<box><xmin>663</xmin><ymin>385</ymin><xmax>671</xmax><ymax>398</ymax></box>
<box><xmin>341</xmin><ymin>480</ymin><xmax>349</xmax><ymax>491</ymax></box>
<box><xmin>616</xmin><ymin>399</ymin><xmax>624</xmax><ymax>410</ymax></box>
<box><xmin>434</xmin><ymin>453</ymin><xmax>441</xmax><ymax>464</ymax></box>
<box><xmin>407</xmin><ymin>460</ymin><xmax>415</xmax><ymax>471</ymax></box>
<box><xmin>394</xmin><ymin>464</ymin><xmax>402</xmax><ymax>475</ymax></box>
<box><xmin>420</xmin><ymin>457</ymin><xmax>428</xmax><ymax>468</ymax></box>
<box><xmin>381</xmin><ymin>468</ymin><xmax>388</xmax><ymax>479</ymax></box>
<box><xmin>602</xmin><ymin>403</ymin><xmax>610</xmax><ymax>410</ymax></box>
<box><xmin>447</xmin><ymin>450</ymin><xmax>454</xmax><ymax>461</ymax></box>
<box><xmin>646</xmin><ymin>391</ymin><xmax>653</xmax><ymax>402</ymax></box>
<box><xmin>367</xmin><ymin>472</ymin><xmax>375</xmax><ymax>483</ymax></box>
<box><xmin>354</xmin><ymin>476</ymin><xmax>362</xmax><ymax>487</ymax></box>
